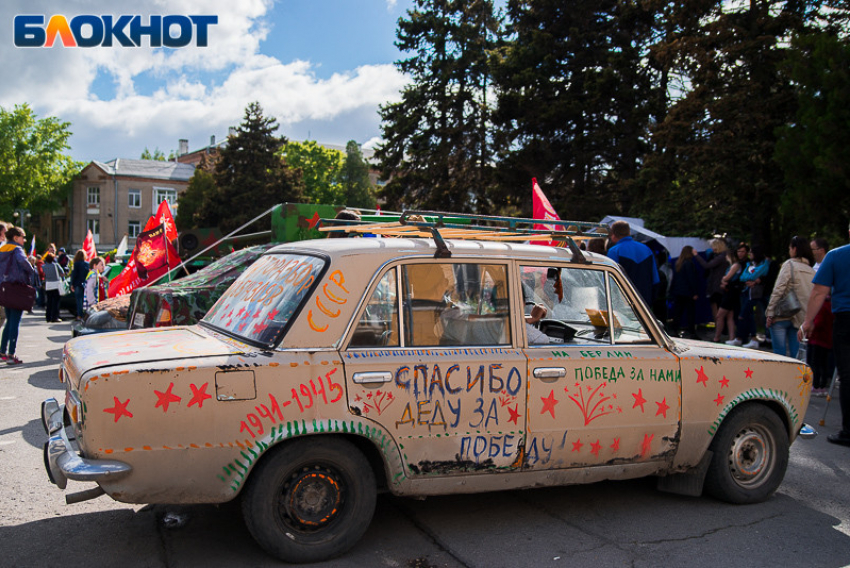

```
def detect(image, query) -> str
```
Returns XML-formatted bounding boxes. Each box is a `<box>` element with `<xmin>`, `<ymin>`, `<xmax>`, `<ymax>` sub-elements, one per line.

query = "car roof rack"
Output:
<box><xmin>319</xmin><ymin>210</ymin><xmax>607</xmax><ymax>262</ymax></box>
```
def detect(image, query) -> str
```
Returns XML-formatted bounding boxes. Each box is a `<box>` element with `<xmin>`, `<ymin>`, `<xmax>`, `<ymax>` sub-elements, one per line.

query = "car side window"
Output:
<box><xmin>607</xmin><ymin>275</ymin><xmax>652</xmax><ymax>344</ymax></box>
<box><xmin>402</xmin><ymin>263</ymin><xmax>511</xmax><ymax>347</ymax></box>
<box><xmin>349</xmin><ymin>268</ymin><xmax>399</xmax><ymax>348</ymax></box>
<box><xmin>521</xmin><ymin>265</ymin><xmax>608</xmax><ymax>345</ymax></box>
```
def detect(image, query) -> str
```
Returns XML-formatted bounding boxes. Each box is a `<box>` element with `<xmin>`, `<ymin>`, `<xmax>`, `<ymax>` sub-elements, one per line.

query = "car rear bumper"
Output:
<box><xmin>41</xmin><ymin>398</ymin><xmax>132</xmax><ymax>490</ymax></box>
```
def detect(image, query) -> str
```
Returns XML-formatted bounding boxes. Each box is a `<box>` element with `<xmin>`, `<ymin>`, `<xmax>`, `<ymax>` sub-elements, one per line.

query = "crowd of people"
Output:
<box><xmin>601</xmin><ymin>220</ymin><xmax>849</xmax><ymax>448</ymax></box>
<box><xmin>0</xmin><ymin>221</ymin><xmax>110</xmax><ymax>365</ymax></box>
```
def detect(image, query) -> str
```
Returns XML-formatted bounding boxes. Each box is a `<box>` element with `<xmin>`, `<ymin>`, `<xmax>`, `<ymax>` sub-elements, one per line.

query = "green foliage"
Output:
<box><xmin>375</xmin><ymin>0</ymin><xmax>499</xmax><ymax>212</ymax></box>
<box><xmin>176</xmin><ymin>164</ymin><xmax>216</xmax><ymax>231</ymax></box>
<box><xmin>280</xmin><ymin>141</ymin><xmax>345</xmax><ymax>205</ymax></box>
<box><xmin>0</xmin><ymin>103</ymin><xmax>82</xmax><ymax>220</ymax></box>
<box><xmin>196</xmin><ymin>102</ymin><xmax>304</xmax><ymax>234</ymax></box>
<box><xmin>633</xmin><ymin>0</ymin><xmax>815</xmax><ymax>250</ymax></box>
<box><xmin>140</xmin><ymin>147</ymin><xmax>167</xmax><ymax>161</ymax></box>
<box><xmin>340</xmin><ymin>141</ymin><xmax>376</xmax><ymax>209</ymax></box>
<box><xmin>492</xmin><ymin>0</ymin><xmax>658</xmax><ymax>221</ymax></box>
<box><xmin>776</xmin><ymin>32</ymin><xmax>850</xmax><ymax>243</ymax></box>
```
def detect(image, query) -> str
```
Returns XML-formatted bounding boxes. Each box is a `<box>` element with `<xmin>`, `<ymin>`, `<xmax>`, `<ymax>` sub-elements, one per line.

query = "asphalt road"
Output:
<box><xmin>2</xmin><ymin>309</ymin><xmax>850</xmax><ymax>568</ymax></box>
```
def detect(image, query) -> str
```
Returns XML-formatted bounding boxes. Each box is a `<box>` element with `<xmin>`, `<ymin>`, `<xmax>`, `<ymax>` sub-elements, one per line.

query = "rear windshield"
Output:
<box><xmin>201</xmin><ymin>253</ymin><xmax>326</xmax><ymax>347</ymax></box>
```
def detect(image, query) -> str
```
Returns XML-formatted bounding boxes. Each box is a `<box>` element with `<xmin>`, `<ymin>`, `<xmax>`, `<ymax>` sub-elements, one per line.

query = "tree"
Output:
<box><xmin>175</xmin><ymin>154</ymin><xmax>216</xmax><ymax>230</ymax></box>
<box><xmin>196</xmin><ymin>102</ymin><xmax>304</xmax><ymax>233</ymax></box>
<box><xmin>776</xmin><ymin>31</ymin><xmax>850</xmax><ymax>243</ymax></box>
<box><xmin>375</xmin><ymin>0</ymin><xmax>499</xmax><ymax>212</ymax></box>
<box><xmin>340</xmin><ymin>141</ymin><xmax>376</xmax><ymax>209</ymax></box>
<box><xmin>280</xmin><ymin>141</ymin><xmax>345</xmax><ymax>205</ymax></box>
<box><xmin>0</xmin><ymin>103</ymin><xmax>81</xmax><ymax>220</ymax></box>
<box><xmin>634</xmin><ymin>0</ymin><xmax>815</xmax><ymax>249</ymax></box>
<box><xmin>492</xmin><ymin>0</ymin><xmax>659</xmax><ymax>220</ymax></box>
<box><xmin>140</xmin><ymin>147</ymin><xmax>167</xmax><ymax>161</ymax></box>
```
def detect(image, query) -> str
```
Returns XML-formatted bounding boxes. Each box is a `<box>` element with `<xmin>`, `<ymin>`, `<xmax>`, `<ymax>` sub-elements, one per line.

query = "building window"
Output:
<box><xmin>87</xmin><ymin>186</ymin><xmax>100</xmax><ymax>207</ymax></box>
<box><xmin>87</xmin><ymin>218</ymin><xmax>100</xmax><ymax>245</ymax></box>
<box><xmin>128</xmin><ymin>221</ymin><xmax>141</xmax><ymax>238</ymax></box>
<box><xmin>129</xmin><ymin>189</ymin><xmax>141</xmax><ymax>208</ymax></box>
<box><xmin>153</xmin><ymin>187</ymin><xmax>178</xmax><ymax>214</ymax></box>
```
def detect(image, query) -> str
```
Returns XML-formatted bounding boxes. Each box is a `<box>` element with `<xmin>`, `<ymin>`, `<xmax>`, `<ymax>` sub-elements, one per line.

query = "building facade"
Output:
<box><xmin>71</xmin><ymin>159</ymin><xmax>194</xmax><ymax>251</ymax></box>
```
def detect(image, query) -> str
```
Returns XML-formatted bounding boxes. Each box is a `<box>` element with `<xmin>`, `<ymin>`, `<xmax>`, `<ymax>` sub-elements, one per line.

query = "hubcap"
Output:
<box><xmin>280</xmin><ymin>466</ymin><xmax>344</xmax><ymax>531</ymax></box>
<box><xmin>728</xmin><ymin>425</ymin><xmax>774</xmax><ymax>487</ymax></box>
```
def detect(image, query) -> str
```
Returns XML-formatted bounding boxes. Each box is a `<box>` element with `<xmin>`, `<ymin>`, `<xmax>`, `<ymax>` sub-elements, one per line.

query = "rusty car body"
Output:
<box><xmin>42</xmin><ymin>218</ymin><xmax>814</xmax><ymax>563</ymax></box>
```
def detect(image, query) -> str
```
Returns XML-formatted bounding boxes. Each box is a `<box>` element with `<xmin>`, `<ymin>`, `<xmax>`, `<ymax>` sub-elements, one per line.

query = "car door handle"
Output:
<box><xmin>533</xmin><ymin>367</ymin><xmax>566</xmax><ymax>380</ymax></box>
<box><xmin>352</xmin><ymin>371</ymin><xmax>393</xmax><ymax>385</ymax></box>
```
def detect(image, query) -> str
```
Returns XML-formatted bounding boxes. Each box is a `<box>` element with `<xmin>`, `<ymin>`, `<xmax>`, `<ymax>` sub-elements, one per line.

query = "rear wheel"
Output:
<box><xmin>704</xmin><ymin>404</ymin><xmax>788</xmax><ymax>504</ymax></box>
<box><xmin>241</xmin><ymin>437</ymin><xmax>376</xmax><ymax>563</ymax></box>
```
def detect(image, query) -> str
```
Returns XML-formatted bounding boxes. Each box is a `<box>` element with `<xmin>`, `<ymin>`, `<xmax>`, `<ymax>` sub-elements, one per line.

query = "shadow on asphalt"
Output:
<box><xmin>0</xmin><ymin>417</ymin><xmax>44</xmax><ymax>450</ymax></box>
<box><xmin>3</xmin><ymin>481</ymin><xmax>850</xmax><ymax>568</ymax></box>
<box><xmin>28</xmin><ymin>368</ymin><xmax>61</xmax><ymax>391</ymax></box>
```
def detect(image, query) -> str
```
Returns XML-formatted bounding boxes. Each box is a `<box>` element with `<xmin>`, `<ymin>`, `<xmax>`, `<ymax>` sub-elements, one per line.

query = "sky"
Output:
<box><xmin>1</xmin><ymin>0</ymin><xmax>415</xmax><ymax>163</ymax></box>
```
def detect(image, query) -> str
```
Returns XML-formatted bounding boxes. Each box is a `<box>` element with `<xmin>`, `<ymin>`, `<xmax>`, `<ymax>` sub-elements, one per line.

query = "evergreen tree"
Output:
<box><xmin>197</xmin><ymin>102</ymin><xmax>304</xmax><ymax>233</ymax></box>
<box><xmin>776</xmin><ymin>31</ymin><xmax>850</xmax><ymax>242</ymax></box>
<box><xmin>375</xmin><ymin>0</ymin><xmax>499</xmax><ymax>212</ymax></box>
<box><xmin>634</xmin><ymin>0</ymin><xmax>816</xmax><ymax>249</ymax></box>
<box><xmin>492</xmin><ymin>0</ymin><xmax>658</xmax><ymax>220</ymax></box>
<box><xmin>341</xmin><ymin>141</ymin><xmax>376</xmax><ymax>209</ymax></box>
<box><xmin>175</xmin><ymin>154</ymin><xmax>216</xmax><ymax>231</ymax></box>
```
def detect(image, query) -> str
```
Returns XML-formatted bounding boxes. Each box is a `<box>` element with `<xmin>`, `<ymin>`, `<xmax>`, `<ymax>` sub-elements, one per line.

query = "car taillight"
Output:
<box><xmin>155</xmin><ymin>300</ymin><xmax>173</xmax><ymax>327</ymax></box>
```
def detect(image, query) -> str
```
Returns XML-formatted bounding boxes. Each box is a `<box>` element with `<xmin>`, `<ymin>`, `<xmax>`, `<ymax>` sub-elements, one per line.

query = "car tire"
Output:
<box><xmin>704</xmin><ymin>404</ymin><xmax>789</xmax><ymax>504</ymax></box>
<box><xmin>241</xmin><ymin>437</ymin><xmax>376</xmax><ymax>563</ymax></box>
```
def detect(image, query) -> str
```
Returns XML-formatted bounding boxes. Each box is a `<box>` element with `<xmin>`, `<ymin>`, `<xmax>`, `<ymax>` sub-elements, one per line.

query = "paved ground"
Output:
<box><xmin>2</xmin><ymin>310</ymin><xmax>850</xmax><ymax>568</ymax></box>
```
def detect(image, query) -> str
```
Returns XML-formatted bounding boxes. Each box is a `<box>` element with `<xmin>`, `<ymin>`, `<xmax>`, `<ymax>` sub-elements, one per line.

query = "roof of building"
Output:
<box><xmin>91</xmin><ymin>158</ymin><xmax>195</xmax><ymax>182</ymax></box>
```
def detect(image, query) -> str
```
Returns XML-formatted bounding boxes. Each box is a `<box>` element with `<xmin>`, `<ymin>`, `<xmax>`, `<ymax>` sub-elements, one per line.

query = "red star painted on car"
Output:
<box><xmin>307</xmin><ymin>211</ymin><xmax>321</xmax><ymax>229</ymax></box>
<box><xmin>714</xmin><ymin>393</ymin><xmax>725</xmax><ymax>406</ymax></box>
<box><xmin>104</xmin><ymin>397</ymin><xmax>133</xmax><ymax>423</ymax></box>
<box><xmin>590</xmin><ymin>439</ymin><xmax>602</xmax><ymax>457</ymax></box>
<box><xmin>719</xmin><ymin>376</ymin><xmax>730</xmax><ymax>388</ymax></box>
<box><xmin>508</xmin><ymin>404</ymin><xmax>522</xmax><ymax>426</ymax></box>
<box><xmin>745</xmin><ymin>368</ymin><xmax>754</xmax><ymax>378</ymax></box>
<box><xmin>632</xmin><ymin>389</ymin><xmax>647</xmax><ymax>412</ymax></box>
<box><xmin>154</xmin><ymin>382</ymin><xmax>181</xmax><ymax>413</ymax></box>
<box><xmin>611</xmin><ymin>438</ymin><xmax>620</xmax><ymax>451</ymax></box>
<box><xmin>267</xmin><ymin>309</ymin><xmax>279</xmax><ymax>320</ymax></box>
<box><xmin>188</xmin><ymin>383</ymin><xmax>212</xmax><ymax>409</ymax></box>
<box><xmin>540</xmin><ymin>389</ymin><xmax>559</xmax><ymax>419</ymax></box>
<box><xmin>695</xmin><ymin>366</ymin><xmax>709</xmax><ymax>387</ymax></box>
<box><xmin>641</xmin><ymin>433</ymin><xmax>654</xmax><ymax>457</ymax></box>
<box><xmin>655</xmin><ymin>397</ymin><xmax>670</xmax><ymax>418</ymax></box>
<box><xmin>572</xmin><ymin>438</ymin><xmax>584</xmax><ymax>452</ymax></box>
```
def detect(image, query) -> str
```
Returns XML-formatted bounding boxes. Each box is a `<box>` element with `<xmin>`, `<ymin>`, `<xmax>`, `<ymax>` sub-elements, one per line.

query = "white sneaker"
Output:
<box><xmin>725</xmin><ymin>338</ymin><xmax>743</xmax><ymax>346</ymax></box>
<box><xmin>743</xmin><ymin>340</ymin><xmax>760</xmax><ymax>349</ymax></box>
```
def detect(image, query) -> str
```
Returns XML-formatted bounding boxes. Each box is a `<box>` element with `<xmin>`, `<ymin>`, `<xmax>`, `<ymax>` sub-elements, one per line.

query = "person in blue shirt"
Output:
<box><xmin>800</xmin><ymin>223</ymin><xmax>850</xmax><ymax>447</ymax></box>
<box><xmin>607</xmin><ymin>220</ymin><xmax>659</xmax><ymax>307</ymax></box>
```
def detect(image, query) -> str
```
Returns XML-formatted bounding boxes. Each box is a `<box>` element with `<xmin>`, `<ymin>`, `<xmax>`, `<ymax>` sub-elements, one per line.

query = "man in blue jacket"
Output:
<box><xmin>800</xmin><ymin>222</ymin><xmax>850</xmax><ymax>447</ymax></box>
<box><xmin>607</xmin><ymin>220</ymin><xmax>659</xmax><ymax>306</ymax></box>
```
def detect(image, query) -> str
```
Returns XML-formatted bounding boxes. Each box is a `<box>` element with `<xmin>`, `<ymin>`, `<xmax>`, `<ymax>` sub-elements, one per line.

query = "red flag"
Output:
<box><xmin>531</xmin><ymin>178</ymin><xmax>563</xmax><ymax>246</ymax></box>
<box><xmin>109</xmin><ymin>224</ymin><xmax>180</xmax><ymax>297</ymax></box>
<box><xmin>144</xmin><ymin>200</ymin><xmax>178</xmax><ymax>242</ymax></box>
<box><xmin>82</xmin><ymin>229</ymin><xmax>97</xmax><ymax>261</ymax></box>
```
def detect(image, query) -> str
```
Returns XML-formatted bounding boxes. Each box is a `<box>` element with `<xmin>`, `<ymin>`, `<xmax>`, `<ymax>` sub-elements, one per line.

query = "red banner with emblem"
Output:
<box><xmin>144</xmin><ymin>199</ymin><xmax>179</xmax><ymax>242</ymax></box>
<box><xmin>108</xmin><ymin>224</ymin><xmax>180</xmax><ymax>297</ymax></box>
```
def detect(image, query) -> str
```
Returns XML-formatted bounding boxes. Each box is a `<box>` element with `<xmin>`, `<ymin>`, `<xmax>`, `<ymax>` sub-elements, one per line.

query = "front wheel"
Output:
<box><xmin>704</xmin><ymin>404</ymin><xmax>789</xmax><ymax>504</ymax></box>
<box><xmin>241</xmin><ymin>437</ymin><xmax>377</xmax><ymax>563</ymax></box>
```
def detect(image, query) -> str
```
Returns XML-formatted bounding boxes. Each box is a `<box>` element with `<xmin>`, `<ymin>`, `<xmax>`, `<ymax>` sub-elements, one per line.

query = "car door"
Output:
<box><xmin>341</xmin><ymin>260</ymin><xmax>528</xmax><ymax>476</ymax></box>
<box><xmin>520</xmin><ymin>263</ymin><xmax>680</xmax><ymax>470</ymax></box>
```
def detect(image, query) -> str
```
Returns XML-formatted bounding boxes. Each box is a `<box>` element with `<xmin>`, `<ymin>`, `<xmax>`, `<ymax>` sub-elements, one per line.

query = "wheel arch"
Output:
<box><xmin>233</xmin><ymin>430</ymin><xmax>398</xmax><ymax>498</ymax></box>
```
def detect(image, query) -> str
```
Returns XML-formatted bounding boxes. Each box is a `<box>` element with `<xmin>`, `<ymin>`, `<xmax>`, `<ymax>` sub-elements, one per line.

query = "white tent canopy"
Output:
<box><xmin>600</xmin><ymin>216</ymin><xmax>710</xmax><ymax>259</ymax></box>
